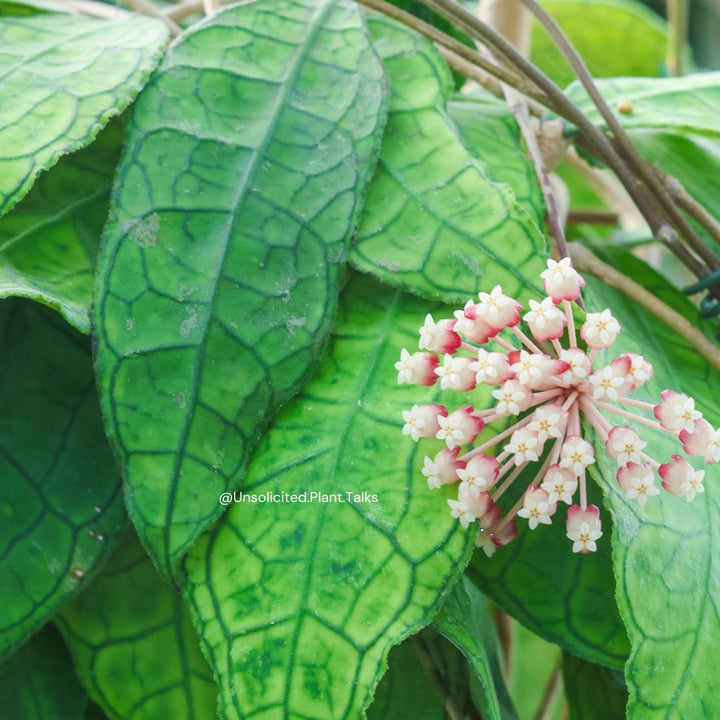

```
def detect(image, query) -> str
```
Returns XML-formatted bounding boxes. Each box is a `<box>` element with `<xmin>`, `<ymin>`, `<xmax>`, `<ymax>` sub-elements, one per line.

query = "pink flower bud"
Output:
<box><xmin>566</xmin><ymin>504</ymin><xmax>602</xmax><ymax>553</ymax></box>
<box><xmin>616</xmin><ymin>462</ymin><xmax>659</xmax><ymax>506</ymax></box>
<box><xmin>456</xmin><ymin>454</ymin><xmax>499</xmax><ymax>495</ymax></box>
<box><xmin>422</xmin><ymin>447</ymin><xmax>465</xmax><ymax>489</ymax></box>
<box><xmin>523</xmin><ymin>297</ymin><xmax>567</xmax><ymax>342</ymax></box>
<box><xmin>580</xmin><ymin>309</ymin><xmax>620</xmax><ymax>349</ymax></box>
<box><xmin>541</xmin><ymin>465</ymin><xmax>577</xmax><ymax>504</ymax></box>
<box><xmin>395</xmin><ymin>349</ymin><xmax>439</xmax><ymax>386</ymax></box>
<box><xmin>605</xmin><ymin>426</ymin><xmax>646</xmax><ymax>466</ymax></box>
<box><xmin>517</xmin><ymin>484</ymin><xmax>557</xmax><ymax>529</ymax></box>
<box><xmin>659</xmin><ymin>455</ymin><xmax>705</xmax><ymax>501</ymax></box>
<box><xmin>418</xmin><ymin>314</ymin><xmax>462</xmax><ymax>354</ymax></box>
<box><xmin>654</xmin><ymin>390</ymin><xmax>702</xmax><ymax>433</ymax></box>
<box><xmin>476</xmin><ymin>285</ymin><xmax>522</xmax><ymax>331</ymax></box>
<box><xmin>453</xmin><ymin>301</ymin><xmax>496</xmax><ymax>344</ymax></box>
<box><xmin>436</xmin><ymin>406</ymin><xmax>484</xmax><ymax>448</ymax></box>
<box><xmin>540</xmin><ymin>258</ymin><xmax>585</xmax><ymax>303</ymax></box>
<box><xmin>470</xmin><ymin>349</ymin><xmax>514</xmax><ymax>385</ymax></box>
<box><xmin>680</xmin><ymin>419</ymin><xmax>720</xmax><ymax>463</ymax></box>
<box><xmin>435</xmin><ymin>354</ymin><xmax>476</xmax><ymax>391</ymax></box>
<box><xmin>401</xmin><ymin>403</ymin><xmax>447</xmax><ymax>442</ymax></box>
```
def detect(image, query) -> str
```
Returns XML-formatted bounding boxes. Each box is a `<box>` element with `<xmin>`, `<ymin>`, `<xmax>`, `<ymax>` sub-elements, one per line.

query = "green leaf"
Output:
<box><xmin>563</xmin><ymin>73</ymin><xmax>720</xmax><ymax>138</ymax></box>
<box><xmin>57</xmin><ymin>531</ymin><xmax>217</xmax><ymax>720</ymax></box>
<box><xmin>630</xmin><ymin>130</ymin><xmax>720</xmax><ymax>263</ymax></box>
<box><xmin>468</xmin><ymin>472</ymin><xmax>629</xmax><ymax>669</ymax></box>
<box><xmin>0</xmin><ymin>300</ymin><xmax>125</xmax><ymax>662</ymax></box>
<box><xmin>0</xmin><ymin>0</ymin><xmax>69</xmax><ymax>15</ymax></box>
<box><xmin>0</xmin><ymin>624</ymin><xmax>87</xmax><ymax>719</ymax></box>
<box><xmin>183</xmin><ymin>274</ymin><xmax>473</xmax><ymax>720</ymax></box>
<box><xmin>0</xmin><ymin>120</ymin><xmax>122</xmax><ymax>333</ymax></box>
<box><xmin>448</xmin><ymin>94</ymin><xmax>545</xmax><ymax>227</ymax></box>
<box><xmin>531</xmin><ymin>0</ymin><xmax>667</xmax><ymax>89</ymax></box>
<box><xmin>367</xmin><ymin>632</ymin><xmax>470</xmax><ymax>720</ymax></box>
<box><xmin>582</xmin><ymin>266</ymin><xmax>720</xmax><ymax>719</ymax></box>
<box><xmin>352</xmin><ymin>16</ymin><xmax>547</xmax><ymax>305</ymax></box>
<box><xmin>84</xmin><ymin>704</ymin><xmax>111</xmax><ymax>720</ymax></box>
<box><xmin>92</xmin><ymin>0</ymin><xmax>388</xmax><ymax>580</ymax></box>
<box><xmin>563</xmin><ymin>651</ymin><xmax>628</xmax><ymax>720</ymax></box>
<box><xmin>433</xmin><ymin>576</ymin><xmax>514</xmax><ymax>720</ymax></box>
<box><xmin>0</xmin><ymin>15</ymin><xmax>167</xmax><ymax>217</ymax></box>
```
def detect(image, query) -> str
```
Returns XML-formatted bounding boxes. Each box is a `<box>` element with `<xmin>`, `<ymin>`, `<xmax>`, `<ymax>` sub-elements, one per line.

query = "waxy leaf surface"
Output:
<box><xmin>183</xmin><ymin>275</ymin><xmax>473</xmax><ymax>720</ymax></box>
<box><xmin>0</xmin><ymin>624</ymin><xmax>87</xmax><ymax>719</ymax></box>
<box><xmin>58</xmin><ymin>531</ymin><xmax>216</xmax><ymax>720</ymax></box>
<box><xmin>0</xmin><ymin>121</ymin><xmax>122</xmax><ymax>333</ymax></box>
<box><xmin>0</xmin><ymin>14</ymin><xmax>167</xmax><ymax>216</ymax></box>
<box><xmin>448</xmin><ymin>94</ymin><xmax>544</xmax><ymax>226</ymax></box>
<box><xmin>531</xmin><ymin>0</ymin><xmax>667</xmax><ymax>88</ymax></box>
<box><xmin>0</xmin><ymin>300</ymin><xmax>124</xmax><ymax>661</ymax></box>
<box><xmin>93</xmin><ymin>0</ymin><xmax>387</xmax><ymax>579</ymax></box>
<box><xmin>563</xmin><ymin>651</ymin><xmax>628</xmax><ymax>720</ymax></box>
<box><xmin>583</xmin><ymin>267</ymin><xmax>720</xmax><ymax>719</ymax></box>
<box><xmin>563</xmin><ymin>73</ymin><xmax>720</xmax><ymax>138</ymax></box>
<box><xmin>433</xmin><ymin>577</ymin><xmax>512</xmax><ymax>720</ymax></box>
<box><xmin>469</xmin><ymin>473</ymin><xmax>629</xmax><ymax>669</ymax></box>
<box><xmin>367</xmin><ymin>632</ymin><xmax>469</xmax><ymax>720</ymax></box>
<box><xmin>352</xmin><ymin>16</ymin><xmax>546</xmax><ymax>305</ymax></box>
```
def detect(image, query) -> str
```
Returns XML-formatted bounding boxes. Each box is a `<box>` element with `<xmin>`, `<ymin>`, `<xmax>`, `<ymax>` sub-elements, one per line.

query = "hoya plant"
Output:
<box><xmin>1</xmin><ymin>0</ymin><xmax>719</xmax><ymax>718</ymax></box>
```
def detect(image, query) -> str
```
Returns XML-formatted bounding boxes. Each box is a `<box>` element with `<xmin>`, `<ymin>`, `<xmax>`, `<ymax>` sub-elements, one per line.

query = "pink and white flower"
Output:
<box><xmin>402</xmin><ymin>404</ymin><xmax>447</xmax><ymax>442</ymax></box>
<box><xmin>398</xmin><ymin>257</ymin><xmax>717</xmax><ymax>554</ymax></box>
<box><xmin>580</xmin><ymin>309</ymin><xmax>620</xmax><ymax>349</ymax></box>
<box><xmin>660</xmin><ymin>456</ymin><xmax>705</xmax><ymax>501</ymax></box>
<box><xmin>566</xmin><ymin>505</ymin><xmax>603</xmax><ymax>554</ymax></box>
<box><xmin>617</xmin><ymin>463</ymin><xmax>660</xmax><ymax>506</ymax></box>
<box><xmin>517</xmin><ymin>485</ymin><xmax>556</xmax><ymax>529</ymax></box>
<box><xmin>541</xmin><ymin>257</ymin><xmax>585</xmax><ymax>303</ymax></box>
<box><xmin>419</xmin><ymin>314</ymin><xmax>462</xmax><ymax>354</ymax></box>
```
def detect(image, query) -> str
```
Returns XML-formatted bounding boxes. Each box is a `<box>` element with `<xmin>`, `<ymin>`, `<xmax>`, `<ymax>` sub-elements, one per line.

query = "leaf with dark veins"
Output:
<box><xmin>0</xmin><ymin>14</ymin><xmax>167</xmax><ymax>216</ymax></box>
<box><xmin>92</xmin><ymin>0</ymin><xmax>388</xmax><ymax>581</ymax></box>
<box><xmin>0</xmin><ymin>300</ymin><xmax>125</xmax><ymax>662</ymax></box>
<box><xmin>182</xmin><ymin>274</ymin><xmax>474</xmax><ymax>720</ymax></box>
<box><xmin>57</xmin><ymin>531</ymin><xmax>217</xmax><ymax>720</ymax></box>
<box><xmin>352</xmin><ymin>15</ymin><xmax>547</xmax><ymax>306</ymax></box>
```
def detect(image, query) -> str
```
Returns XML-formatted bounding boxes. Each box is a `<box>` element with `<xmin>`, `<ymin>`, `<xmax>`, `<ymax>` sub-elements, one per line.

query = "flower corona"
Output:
<box><xmin>395</xmin><ymin>258</ymin><xmax>718</xmax><ymax>555</ymax></box>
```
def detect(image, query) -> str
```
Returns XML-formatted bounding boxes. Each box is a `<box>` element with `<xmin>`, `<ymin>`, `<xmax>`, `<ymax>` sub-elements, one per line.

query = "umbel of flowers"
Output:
<box><xmin>395</xmin><ymin>258</ymin><xmax>719</xmax><ymax>555</ymax></box>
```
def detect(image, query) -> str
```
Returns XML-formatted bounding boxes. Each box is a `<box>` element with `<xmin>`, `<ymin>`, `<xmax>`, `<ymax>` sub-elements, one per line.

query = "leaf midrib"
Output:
<box><xmin>159</xmin><ymin>0</ymin><xmax>334</xmax><ymax>572</ymax></box>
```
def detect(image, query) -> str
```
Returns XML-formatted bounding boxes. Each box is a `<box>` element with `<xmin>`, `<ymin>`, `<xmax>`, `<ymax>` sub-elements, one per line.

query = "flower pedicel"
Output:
<box><xmin>396</xmin><ymin>258</ymin><xmax>719</xmax><ymax>555</ymax></box>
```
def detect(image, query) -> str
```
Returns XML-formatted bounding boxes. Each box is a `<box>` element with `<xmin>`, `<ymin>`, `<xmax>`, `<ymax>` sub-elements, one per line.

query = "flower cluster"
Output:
<box><xmin>396</xmin><ymin>258</ymin><xmax>719</xmax><ymax>555</ymax></box>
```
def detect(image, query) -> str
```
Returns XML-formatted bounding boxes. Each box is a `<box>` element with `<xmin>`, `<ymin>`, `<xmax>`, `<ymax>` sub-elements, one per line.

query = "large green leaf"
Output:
<box><xmin>468</xmin><ymin>467</ymin><xmax>629</xmax><ymax>669</ymax></box>
<box><xmin>367</xmin><ymin>631</ymin><xmax>471</xmax><ymax>720</ymax></box>
<box><xmin>433</xmin><ymin>576</ymin><xmax>514</xmax><ymax>720</ymax></box>
<box><xmin>0</xmin><ymin>0</ymin><xmax>68</xmax><ymax>15</ymax></box>
<box><xmin>183</xmin><ymin>274</ymin><xmax>474</xmax><ymax>720</ymax></box>
<box><xmin>0</xmin><ymin>624</ymin><xmax>87</xmax><ymax>719</ymax></box>
<box><xmin>531</xmin><ymin>0</ymin><xmax>667</xmax><ymax>89</ymax></box>
<box><xmin>563</xmin><ymin>73</ymin><xmax>720</xmax><ymax>138</ymax></box>
<box><xmin>582</xmin><ymin>264</ymin><xmax>720</xmax><ymax>719</ymax></box>
<box><xmin>0</xmin><ymin>300</ymin><xmax>125</xmax><ymax>662</ymax></box>
<box><xmin>0</xmin><ymin>121</ymin><xmax>122</xmax><ymax>333</ymax></box>
<box><xmin>0</xmin><ymin>14</ymin><xmax>167</xmax><ymax>217</ymax></box>
<box><xmin>57</xmin><ymin>531</ymin><xmax>216</xmax><ymax>720</ymax></box>
<box><xmin>563</xmin><ymin>651</ymin><xmax>627</xmax><ymax>720</ymax></box>
<box><xmin>352</xmin><ymin>16</ymin><xmax>546</xmax><ymax>305</ymax></box>
<box><xmin>92</xmin><ymin>0</ymin><xmax>388</xmax><ymax>580</ymax></box>
<box><xmin>448</xmin><ymin>94</ymin><xmax>545</xmax><ymax>226</ymax></box>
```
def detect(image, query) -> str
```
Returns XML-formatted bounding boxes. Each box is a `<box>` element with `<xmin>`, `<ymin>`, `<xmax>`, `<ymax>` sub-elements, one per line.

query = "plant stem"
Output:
<box><xmin>520</xmin><ymin>0</ymin><xmax>720</xmax><ymax>279</ymax></box>
<box><xmin>357</xmin><ymin>0</ymin><xmax>551</xmax><ymax>105</ymax></box>
<box><xmin>62</xmin><ymin>0</ymin><xmax>132</xmax><ymax>18</ymax></box>
<box><xmin>569</xmin><ymin>243</ymin><xmax>720</xmax><ymax>371</ymax></box>
<box><xmin>667</xmin><ymin>0</ymin><xmax>689</xmax><ymax>77</ymax></box>
<box><xmin>533</xmin><ymin>657</ymin><xmax>563</xmax><ymax>720</ymax></box>
<box><xmin>127</xmin><ymin>0</ymin><xmax>183</xmax><ymax>35</ymax></box>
